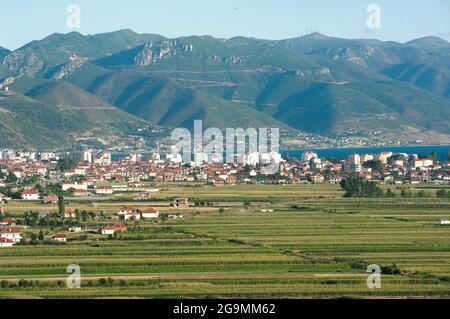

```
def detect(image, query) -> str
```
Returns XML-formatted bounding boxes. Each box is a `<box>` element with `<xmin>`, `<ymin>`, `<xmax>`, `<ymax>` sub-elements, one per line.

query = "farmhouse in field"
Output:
<box><xmin>95</xmin><ymin>185</ymin><xmax>113</xmax><ymax>195</ymax></box>
<box><xmin>101</xmin><ymin>224</ymin><xmax>127</xmax><ymax>235</ymax></box>
<box><xmin>123</xmin><ymin>211</ymin><xmax>141</xmax><ymax>221</ymax></box>
<box><xmin>0</xmin><ymin>238</ymin><xmax>15</xmax><ymax>247</ymax></box>
<box><xmin>118</xmin><ymin>206</ymin><xmax>138</xmax><ymax>216</ymax></box>
<box><xmin>69</xmin><ymin>226</ymin><xmax>83</xmax><ymax>233</ymax></box>
<box><xmin>0</xmin><ymin>218</ymin><xmax>16</xmax><ymax>226</ymax></box>
<box><xmin>440</xmin><ymin>218</ymin><xmax>450</xmax><ymax>225</ymax></box>
<box><xmin>0</xmin><ymin>227</ymin><xmax>22</xmax><ymax>243</ymax></box>
<box><xmin>21</xmin><ymin>188</ymin><xmax>40</xmax><ymax>200</ymax></box>
<box><xmin>51</xmin><ymin>234</ymin><xmax>67</xmax><ymax>242</ymax></box>
<box><xmin>42</xmin><ymin>195</ymin><xmax>58</xmax><ymax>204</ymax></box>
<box><xmin>64</xmin><ymin>208</ymin><xmax>77</xmax><ymax>219</ymax></box>
<box><xmin>142</xmin><ymin>208</ymin><xmax>159</xmax><ymax>219</ymax></box>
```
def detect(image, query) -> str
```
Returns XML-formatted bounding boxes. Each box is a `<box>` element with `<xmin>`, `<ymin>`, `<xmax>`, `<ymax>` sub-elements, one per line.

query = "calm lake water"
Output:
<box><xmin>285</xmin><ymin>145</ymin><xmax>450</xmax><ymax>161</ymax></box>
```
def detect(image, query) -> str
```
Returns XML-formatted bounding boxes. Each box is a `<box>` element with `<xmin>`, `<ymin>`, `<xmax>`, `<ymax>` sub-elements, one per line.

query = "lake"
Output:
<box><xmin>284</xmin><ymin>145</ymin><xmax>450</xmax><ymax>161</ymax></box>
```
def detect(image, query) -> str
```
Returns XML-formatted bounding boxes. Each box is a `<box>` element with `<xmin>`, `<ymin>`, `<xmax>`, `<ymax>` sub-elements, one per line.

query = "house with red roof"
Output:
<box><xmin>142</xmin><ymin>208</ymin><xmax>159</xmax><ymax>219</ymax></box>
<box><xmin>0</xmin><ymin>237</ymin><xmax>15</xmax><ymax>247</ymax></box>
<box><xmin>42</xmin><ymin>195</ymin><xmax>58</xmax><ymax>204</ymax></box>
<box><xmin>118</xmin><ymin>206</ymin><xmax>137</xmax><ymax>217</ymax></box>
<box><xmin>0</xmin><ymin>218</ymin><xmax>16</xmax><ymax>226</ymax></box>
<box><xmin>0</xmin><ymin>227</ymin><xmax>22</xmax><ymax>243</ymax></box>
<box><xmin>21</xmin><ymin>188</ymin><xmax>40</xmax><ymax>200</ymax></box>
<box><xmin>64</xmin><ymin>208</ymin><xmax>77</xmax><ymax>219</ymax></box>
<box><xmin>123</xmin><ymin>211</ymin><xmax>141</xmax><ymax>221</ymax></box>
<box><xmin>51</xmin><ymin>234</ymin><xmax>67</xmax><ymax>242</ymax></box>
<box><xmin>101</xmin><ymin>224</ymin><xmax>127</xmax><ymax>235</ymax></box>
<box><xmin>95</xmin><ymin>185</ymin><xmax>113</xmax><ymax>195</ymax></box>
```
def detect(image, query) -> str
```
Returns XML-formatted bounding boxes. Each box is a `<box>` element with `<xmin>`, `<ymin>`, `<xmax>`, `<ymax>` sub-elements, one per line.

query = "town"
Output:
<box><xmin>0</xmin><ymin>147</ymin><xmax>449</xmax><ymax>247</ymax></box>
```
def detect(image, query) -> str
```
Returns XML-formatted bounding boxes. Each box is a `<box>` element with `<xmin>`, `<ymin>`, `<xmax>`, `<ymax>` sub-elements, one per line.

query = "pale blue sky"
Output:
<box><xmin>1</xmin><ymin>0</ymin><xmax>449</xmax><ymax>50</ymax></box>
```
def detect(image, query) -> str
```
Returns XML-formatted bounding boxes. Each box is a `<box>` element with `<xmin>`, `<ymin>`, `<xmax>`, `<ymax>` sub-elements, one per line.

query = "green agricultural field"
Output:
<box><xmin>1</xmin><ymin>184</ymin><xmax>450</xmax><ymax>299</ymax></box>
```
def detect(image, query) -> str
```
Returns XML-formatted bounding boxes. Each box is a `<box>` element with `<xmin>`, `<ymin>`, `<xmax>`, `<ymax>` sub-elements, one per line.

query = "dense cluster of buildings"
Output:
<box><xmin>297</xmin><ymin>150</ymin><xmax>450</xmax><ymax>184</ymax></box>
<box><xmin>0</xmin><ymin>149</ymin><xmax>285</xmax><ymax>196</ymax></box>
<box><xmin>0</xmin><ymin>148</ymin><xmax>449</xmax><ymax>203</ymax></box>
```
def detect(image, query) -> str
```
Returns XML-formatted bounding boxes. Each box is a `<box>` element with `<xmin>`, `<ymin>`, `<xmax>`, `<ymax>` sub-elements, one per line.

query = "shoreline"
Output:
<box><xmin>282</xmin><ymin>144</ymin><xmax>450</xmax><ymax>151</ymax></box>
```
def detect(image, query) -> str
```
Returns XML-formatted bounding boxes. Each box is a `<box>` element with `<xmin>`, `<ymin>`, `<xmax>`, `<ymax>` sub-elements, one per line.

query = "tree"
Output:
<box><xmin>417</xmin><ymin>190</ymin><xmax>426</xmax><ymax>198</ymax></box>
<box><xmin>57</xmin><ymin>159</ymin><xmax>79</xmax><ymax>172</ymax></box>
<box><xmin>363</xmin><ymin>160</ymin><xmax>383</xmax><ymax>172</ymax></box>
<box><xmin>386</xmin><ymin>188</ymin><xmax>395</xmax><ymax>198</ymax></box>
<box><xmin>381</xmin><ymin>263</ymin><xmax>401</xmax><ymax>275</ymax></box>
<box><xmin>57</xmin><ymin>196</ymin><xmax>65</xmax><ymax>217</ymax></box>
<box><xmin>24</xmin><ymin>212</ymin><xmax>39</xmax><ymax>227</ymax></box>
<box><xmin>437</xmin><ymin>189</ymin><xmax>448</xmax><ymax>199</ymax></box>
<box><xmin>340</xmin><ymin>175</ymin><xmax>382</xmax><ymax>198</ymax></box>
<box><xmin>6</xmin><ymin>172</ymin><xmax>18</xmax><ymax>184</ymax></box>
<box><xmin>38</xmin><ymin>230</ymin><xmax>45</xmax><ymax>241</ymax></box>
<box><xmin>401</xmin><ymin>188</ymin><xmax>408</xmax><ymax>198</ymax></box>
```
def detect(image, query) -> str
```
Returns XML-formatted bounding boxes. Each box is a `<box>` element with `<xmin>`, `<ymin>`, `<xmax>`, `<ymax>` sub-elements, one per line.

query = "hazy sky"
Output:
<box><xmin>1</xmin><ymin>0</ymin><xmax>449</xmax><ymax>50</ymax></box>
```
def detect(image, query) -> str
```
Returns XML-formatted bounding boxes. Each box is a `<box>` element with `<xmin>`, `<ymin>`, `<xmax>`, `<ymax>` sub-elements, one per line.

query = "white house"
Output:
<box><xmin>95</xmin><ymin>186</ymin><xmax>113</xmax><ymax>195</ymax></box>
<box><xmin>123</xmin><ymin>212</ymin><xmax>141</xmax><ymax>221</ymax></box>
<box><xmin>101</xmin><ymin>227</ymin><xmax>116</xmax><ymax>235</ymax></box>
<box><xmin>64</xmin><ymin>208</ymin><xmax>77</xmax><ymax>219</ymax></box>
<box><xmin>111</xmin><ymin>184</ymin><xmax>128</xmax><ymax>192</ymax></box>
<box><xmin>101</xmin><ymin>224</ymin><xmax>127</xmax><ymax>235</ymax></box>
<box><xmin>69</xmin><ymin>226</ymin><xmax>83</xmax><ymax>233</ymax></box>
<box><xmin>440</xmin><ymin>219</ymin><xmax>450</xmax><ymax>226</ymax></box>
<box><xmin>0</xmin><ymin>227</ymin><xmax>22</xmax><ymax>243</ymax></box>
<box><xmin>51</xmin><ymin>234</ymin><xmax>67</xmax><ymax>242</ymax></box>
<box><xmin>21</xmin><ymin>189</ymin><xmax>40</xmax><ymax>201</ymax></box>
<box><xmin>412</xmin><ymin>159</ymin><xmax>434</xmax><ymax>169</ymax></box>
<box><xmin>118</xmin><ymin>207</ymin><xmax>138</xmax><ymax>217</ymax></box>
<box><xmin>142</xmin><ymin>208</ymin><xmax>160</xmax><ymax>219</ymax></box>
<box><xmin>0</xmin><ymin>238</ymin><xmax>15</xmax><ymax>247</ymax></box>
<box><xmin>0</xmin><ymin>218</ymin><xmax>16</xmax><ymax>226</ymax></box>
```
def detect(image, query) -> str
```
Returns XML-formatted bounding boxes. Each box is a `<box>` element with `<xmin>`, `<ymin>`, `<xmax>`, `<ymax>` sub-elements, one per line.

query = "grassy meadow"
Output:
<box><xmin>1</xmin><ymin>184</ymin><xmax>450</xmax><ymax>298</ymax></box>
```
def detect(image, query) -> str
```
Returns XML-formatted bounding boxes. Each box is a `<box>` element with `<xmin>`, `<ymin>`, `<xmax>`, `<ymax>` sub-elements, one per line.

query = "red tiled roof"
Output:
<box><xmin>0</xmin><ymin>218</ymin><xmax>16</xmax><ymax>223</ymax></box>
<box><xmin>143</xmin><ymin>208</ymin><xmax>159</xmax><ymax>214</ymax></box>
<box><xmin>22</xmin><ymin>189</ymin><xmax>39</xmax><ymax>195</ymax></box>
<box><xmin>0</xmin><ymin>227</ymin><xmax>20</xmax><ymax>234</ymax></box>
<box><xmin>103</xmin><ymin>224</ymin><xmax>127</xmax><ymax>231</ymax></box>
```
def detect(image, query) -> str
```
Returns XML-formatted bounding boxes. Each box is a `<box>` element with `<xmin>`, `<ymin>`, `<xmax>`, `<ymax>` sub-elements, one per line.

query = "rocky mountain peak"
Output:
<box><xmin>134</xmin><ymin>40</ymin><xmax>194</xmax><ymax>66</ymax></box>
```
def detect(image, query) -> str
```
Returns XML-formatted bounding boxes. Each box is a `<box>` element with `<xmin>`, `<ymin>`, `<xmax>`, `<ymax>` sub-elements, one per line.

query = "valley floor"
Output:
<box><xmin>1</xmin><ymin>184</ymin><xmax>450</xmax><ymax>299</ymax></box>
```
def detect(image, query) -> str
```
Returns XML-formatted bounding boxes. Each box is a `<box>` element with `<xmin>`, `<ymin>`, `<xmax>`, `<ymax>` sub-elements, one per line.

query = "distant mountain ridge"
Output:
<box><xmin>1</xmin><ymin>30</ymin><xmax>450</xmax><ymax>148</ymax></box>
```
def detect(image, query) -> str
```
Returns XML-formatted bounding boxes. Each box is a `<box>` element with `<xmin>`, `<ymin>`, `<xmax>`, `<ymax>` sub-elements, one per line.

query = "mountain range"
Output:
<box><xmin>1</xmin><ymin>29</ymin><xmax>449</xmax><ymax>149</ymax></box>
